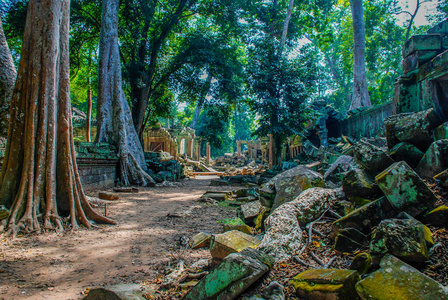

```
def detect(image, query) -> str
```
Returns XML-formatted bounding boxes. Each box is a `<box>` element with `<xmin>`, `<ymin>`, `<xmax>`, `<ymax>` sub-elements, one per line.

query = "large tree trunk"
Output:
<box><xmin>0</xmin><ymin>0</ymin><xmax>115</xmax><ymax>235</ymax></box>
<box><xmin>86</xmin><ymin>51</ymin><xmax>92</xmax><ymax>142</ymax></box>
<box><xmin>96</xmin><ymin>0</ymin><xmax>155</xmax><ymax>187</ymax></box>
<box><xmin>0</xmin><ymin>16</ymin><xmax>16</xmax><ymax>136</ymax></box>
<box><xmin>349</xmin><ymin>0</ymin><xmax>371</xmax><ymax>110</ymax></box>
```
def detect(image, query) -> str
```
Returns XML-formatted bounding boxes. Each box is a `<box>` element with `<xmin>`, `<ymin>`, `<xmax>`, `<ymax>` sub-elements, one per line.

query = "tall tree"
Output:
<box><xmin>0</xmin><ymin>0</ymin><xmax>115</xmax><ymax>235</ymax></box>
<box><xmin>0</xmin><ymin>15</ymin><xmax>16</xmax><ymax>136</ymax></box>
<box><xmin>349</xmin><ymin>0</ymin><xmax>371</xmax><ymax>110</ymax></box>
<box><xmin>96</xmin><ymin>0</ymin><xmax>155</xmax><ymax>186</ymax></box>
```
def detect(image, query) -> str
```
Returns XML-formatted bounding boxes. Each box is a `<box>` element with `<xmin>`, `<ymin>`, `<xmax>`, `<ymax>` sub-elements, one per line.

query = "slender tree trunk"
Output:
<box><xmin>0</xmin><ymin>0</ymin><xmax>115</xmax><ymax>236</ymax></box>
<box><xmin>86</xmin><ymin>50</ymin><xmax>92</xmax><ymax>142</ymax></box>
<box><xmin>349</xmin><ymin>0</ymin><xmax>371</xmax><ymax>110</ymax></box>
<box><xmin>280</xmin><ymin>0</ymin><xmax>294</xmax><ymax>49</ymax></box>
<box><xmin>96</xmin><ymin>0</ymin><xmax>155</xmax><ymax>186</ymax></box>
<box><xmin>190</xmin><ymin>71</ymin><xmax>213</xmax><ymax>130</ymax></box>
<box><xmin>405</xmin><ymin>0</ymin><xmax>420</xmax><ymax>40</ymax></box>
<box><xmin>0</xmin><ymin>16</ymin><xmax>16</xmax><ymax>136</ymax></box>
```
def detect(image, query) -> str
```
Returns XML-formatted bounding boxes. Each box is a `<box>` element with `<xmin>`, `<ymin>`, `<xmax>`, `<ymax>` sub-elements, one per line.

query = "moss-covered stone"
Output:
<box><xmin>375</xmin><ymin>161</ymin><xmax>438</xmax><ymax>216</ymax></box>
<box><xmin>334</xmin><ymin>227</ymin><xmax>368</xmax><ymax>253</ymax></box>
<box><xmin>222</xmin><ymin>224</ymin><xmax>252</xmax><ymax>235</ymax></box>
<box><xmin>349</xmin><ymin>253</ymin><xmax>372</xmax><ymax>275</ymax></box>
<box><xmin>416</xmin><ymin>140</ymin><xmax>448</xmax><ymax>178</ymax></box>
<box><xmin>370</xmin><ymin>218</ymin><xmax>429</xmax><ymax>263</ymax></box>
<box><xmin>355</xmin><ymin>255</ymin><xmax>448</xmax><ymax>300</ymax></box>
<box><xmin>191</xmin><ymin>232</ymin><xmax>212</xmax><ymax>249</ymax></box>
<box><xmin>238</xmin><ymin>200</ymin><xmax>264</xmax><ymax>226</ymax></box>
<box><xmin>422</xmin><ymin>205</ymin><xmax>448</xmax><ymax>227</ymax></box>
<box><xmin>434</xmin><ymin>169</ymin><xmax>448</xmax><ymax>188</ymax></box>
<box><xmin>254</xmin><ymin>207</ymin><xmax>270</xmax><ymax>232</ymax></box>
<box><xmin>210</xmin><ymin>230</ymin><xmax>260</xmax><ymax>260</ymax></box>
<box><xmin>353</xmin><ymin>141</ymin><xmax>395</xmax><ymax>176</ymax></box>
<box><xmin>291</xmin><ymin>269</ymin><xmax>360</xmax><ymax>300</ymax></box>
<box><xmin>389</xmin><ymin>142</ymin><xmax>424</xmax><ymax>168</ymax></box>
<box><xmin>184</xmin><ymin>248</ymin><xmax>272</xmax><ymax>300</ymax></box>
<box><xmin>332</xmin><ymin>197</ymin><xmax>396</xmax><ymax>237</ymax></box>
<box><xmin>434</xmin><ymin>122</ymin><xmax>448</xmax><ymax>141</ymax></box>
<box><xmin>403</xmin><ymin>34</ymin><xmax>442</xmax><ymax>58</ymax></box>
<box><xmin>342</xmin><ymin>168</ymin><xmax>383</xmax><ymax>203</ymax></box>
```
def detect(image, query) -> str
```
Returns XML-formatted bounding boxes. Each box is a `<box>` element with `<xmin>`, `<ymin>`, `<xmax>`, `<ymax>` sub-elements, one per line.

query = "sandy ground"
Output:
<box><xmin>0</xmin><ymin>176</ymin><xmax>238</xmax><ymax>300</ymax></box>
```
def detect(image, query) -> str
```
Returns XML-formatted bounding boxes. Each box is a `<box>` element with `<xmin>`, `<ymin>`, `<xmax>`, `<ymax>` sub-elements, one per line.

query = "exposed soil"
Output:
<box><xmin>0</xmin><ymin>176</ymin><xmax>238</xmax><ymax>300</ymax></box>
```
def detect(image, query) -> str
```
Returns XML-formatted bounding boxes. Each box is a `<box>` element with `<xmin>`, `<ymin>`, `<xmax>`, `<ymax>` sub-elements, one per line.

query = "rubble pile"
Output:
<box><xmin>145</xmin><ymin>151</ymin><xmax>184</xmax><ymax>183</ymax></box>
<box><xmin>176</xmin><ymin>108</ymin><xmax>448</xmax><ymax>300</ymax></box>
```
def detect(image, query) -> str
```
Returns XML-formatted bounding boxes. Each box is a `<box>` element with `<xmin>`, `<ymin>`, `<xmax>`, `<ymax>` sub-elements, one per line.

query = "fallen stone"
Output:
<box><xmin>353</xmin><ymin>141</ymin><xmax>394</xmax><ymax>176</ymax></box>
<box><xmin>416</xmin><ymin>140</ymin><xmax>448</xmax><ymax>178</ymax></box>
<box><xmin>349</xmin><ymin>253</ymin><xmax>372</xmax><ymax>275</ymax></box>
<box><xmin>113</xmin><ymin>187</ymin><xmax>139</xmax><ymax>193</ymax></box>
<box><xmin>262</xmin><ymin>165</ymin><xmax>325</xmax><ymax>210</ymax></box>
<box><xmin>342</xmin><ymin>168</ymin><xmax>382</xmax><ymax>204</ymax></box>
<box><xmin>238</xmin><ymin>200</ymin><xmax>264</xmax><ymax>225</ymax></box>
<box><xmin>191</xmin><ymin>232</ymin><xmax>212</xmax><ymax>249</ymax></box>
<box><xmin>210</xmin><ymin>230</ymin><xmax>261</xmax><ymax>260</ymax></box>
<box><xmin>84</xmin><ymin>284</ymin><xmax>155</xmax><ymax>300</ymax></box>
<box><xmin>254</xmin><ymin>207</ymin><xmax>270</xmax><ymax>231</ymax></box>
<box><xmin>323</xmin><ymin>155</ymin><xmax>353</xmax><ymax>180</ymax></box>
<box><xmin>422</xmin><ymin>205</ymin><xmax>448</xmax><ymax>227</ymax></box>
<box><xmin>98</xmin><ymin>192</ymin><xmax>119</xmax><ymax>201</ymax></box>
<box><xmin>434</xmin><ymin>122</ymin><xmax>448</xmax><ymax>140</ymax></box>
<box><xmin>291</xmin><ymin>269</ymin><xmax>360</xmax><ymax>300</ymax></box>
<box><xmin>0</xmin><ymin>205</ymin><xmax>10</xmax><ymax>220</ymax></box>
<box><xmin>389</xmin><ymin>142</ymin><xmax>424</xmax><ymax>168</ymax></box>
<box><xmin>259</xmin><ymin>183</ymin><xmax>276</xmax><ymax>208</ymax></box>
<box><xmin>355</xmin><ymin>254</ymin><xmax>448</xmax><ymax>300</ymax></box>
<box><xmin>384</xmin><ymin>113</ymin><xmax>412</xmax><ymax>149</ymax></box>
<box><xmin>201</xmin><ymin>191</ymin><xmax>232</xmax><ymax>201</ymax></box>
<box><xmin>332</xmin><ymin>197</ymin><xmax>396</xmax><ymax>236</ymax></box>
<box><xmin>434</xmin><ymin>169</ymin><xmax>448</xmax><ymax>188</ymax></box>
<box><xmin>184</xmin><ymin>248</ymin><xmax>274</xmax><ymax>300</ymax></box>
<box><xmin>258</xmin><ymin>188</ymin><xmax>342</xmax><ymax>262</ymax></box>
<box><xmin>263</xmin><ymin>281</ymin><xmax>285</xmax><ymax>300</ymax></box>
<box><xmin>235</xmin><ymin>188</ymin><xmax>258</xmax><ymax>198</ymax></box>
<box><xmin>396</xmin><ymin>211</ymin><xmax>435</xmax><ymax>248</ymax></box>
<box><xmin>376</xmin><ymin>161</ymin><xmax>438</xmax><ymax>216</ymax></box>
<box><xmin>210</xmin><ymin>179</ymin><xmax>230</xmax><ymax>186</ymax></box>
<box><xmin>393</xmin><ymin>108</ymin><xmax>442</xmax><ymax>152</ymax></box>
<box><xmin>370</xmin><ymin>218</ymin><xmax>429</xmax><ymax>263</ymax></box>
<box><xmin>334</xmin><ymin>227</ymin><xmax>368</xmax><ymax>253</ymax></box>
<box><xmin>223</xmin><ymin>224</ymin><xmax>252</xmax><ymax>235</ymax></box>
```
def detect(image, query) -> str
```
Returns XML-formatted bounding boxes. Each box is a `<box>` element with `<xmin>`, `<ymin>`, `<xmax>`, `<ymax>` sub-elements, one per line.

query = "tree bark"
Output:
<box><xmin>0</xmin><ymin>0</ymin><xmax>115</xmax><ymax>235</ymax></box>
<box><xmin>0</xmin><ymin>16</ymin><xmax>16</xmax><ymax>136</ymax></box>
<box><xmin>349</xmin><ymin>0</ymin><xmax>371</xmax><ymax>110</ymax></box>
<box><xmin>86</xmin><ymin>50</ymin><xmax>92</xmax><ymax>142</ymax></box>
<box><xmin>96</xmin><ymin>0</ymin><xmax>155</xmax><ymax>186</ymax></box>
<box><xmin>280</xmin><ymin>0</ymin><xmax>294</xmax><ymax>49</ymax></box>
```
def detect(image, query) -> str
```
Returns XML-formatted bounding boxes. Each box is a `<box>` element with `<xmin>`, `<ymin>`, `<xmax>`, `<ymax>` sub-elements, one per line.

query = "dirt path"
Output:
<box><xmin>0</xmin><ymin>177</ymin><xmax>238</xmax><ymax>300</ymax></box>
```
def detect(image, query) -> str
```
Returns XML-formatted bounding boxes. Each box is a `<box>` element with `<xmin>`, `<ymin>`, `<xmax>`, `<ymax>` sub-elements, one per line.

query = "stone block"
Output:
<box><xmin>84</xmin><ymin>284</ymin><xmax>155</xmax><ymax>300</ymax></box>
<box><xmin>191</xmin><ymin>232</ymin><xmax>212</xmax><ymax>249</ymax></box>
<box><xmin>342</xmin><ymin>168</ymin><xmax>383</xmax><ymax>203</ymax></box>
<box><xmin>222</xmin><ymin>224</ymin><xmax>252</xmax><ymax>235</ymax></box>
<box><xmin>291</xmin><ymin>269</ymin><xmax>360</xmax><ymax>300</ymax></box>
<box><xmin>434</xmin><ymin>169</ymin><xmax>448</xmax><ymax>188</ymax></box>
<box><xmin>416</xmin><ymin>140</ymin><xmax>448</xmax><ymax>178</ymax></box>
<box><xmin>334</xmin><ymin>227</ymin><xmax>368</xmax><ymax>253</ymax></box>
<box><xmin>332</xmin><ymin>197</ymin><xmax>396</xmax><ymax>236</ymax></box>
<box><xmin>427</xmin><ymin>19</ymin><xmax>448</xmax><ymax>35</ymax></box>
<box><xmin>403</xmin><ymin>50</ymin><xmax>439</xmax><ymax>74</ymax></box>
<box><xmin>356</xmin><ymin>255</ymin><xmax>448</xmax><ymax>300</ymax></box>
<box><xmin>184</xmin><ymin>248</ymin><xmax>273</xmax><ymax>300</ymax></box>
<box><xmin>353</xmin><ymin>141</ymin><xmax>394</xmax><ymax>176</ymax></box>
<box><xmin>370</xmin><ymin>219</ymin><xmax>429</xmax><ymax>263</ymax></box>
<box><xmin>210</xmin><ymin>230</ymin><xmax>260</xmax><ymax>260</ymax></box>
<box><xmin>349</xmin><ymin>253</ymin><xmax>372</xmax><ymax>275</ymax></box>
<box><xmin>238</xmin><ymin>200</ymin><xmax>263</xmax><ymax>225</ymax></box>
<box><xmin>403</xmin><ymin>34</ymin><xmax>442</xmax><ymax>58</ymax></box>
<box><xmin>394</xmin><ymin>108</ymin><xmax>442</xmax><ymax>152</ymax></box>
<box><xmin>98</xmin><ymin>192</ymin><xmax>119</xmax><ymax>201</ymax></box>
<box><xmin>422</xmin><ymin>205</ymin><xmax>448</xmax><ymax>227</ymax></box>
<box><xmin>389</xmin><ymin>142</ymin><xmax>424</xmax><ymax>168</ymax></box>
<box><xmin>434</xmin><ymin>122</ymin><xmax>448</xmax><ymax>140</ymax></box>
<box><xmin>376</xmin><ymin>161</ymin><xmax>438</xmax><ymax>216</ymax></box>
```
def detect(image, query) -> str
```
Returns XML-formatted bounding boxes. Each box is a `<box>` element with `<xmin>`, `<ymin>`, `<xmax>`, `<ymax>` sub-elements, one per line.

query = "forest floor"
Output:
<box><xmin>0</xmin><ymin>176</ymin><xmax>238</xmax><ymax>300</ymax></box>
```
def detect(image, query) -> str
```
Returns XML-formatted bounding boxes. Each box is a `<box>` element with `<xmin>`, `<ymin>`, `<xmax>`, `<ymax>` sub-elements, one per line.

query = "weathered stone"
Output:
<box><xmin>389</xmin><ymin>142</ymin><xmax>424</xmax><ymax>168</ymax></box>
<box><xmin>416</xmin><ymin>140</ymin><xmax>448</xmax><ymax>178</ymax></box>
<box><xmin>403</xmin><ymin>34</ymin><xmax>442</xmax><ymax>58</ymax></box>
<box><xmin>334</xmin><ymin>228</ymin><xmax>368</xmax><ymax>253</ymax></box>
<box><xmin>184</xmin><ymin>248</ymin><xmax>273</xmax><ymax>300</ymax></box>
<box><xmin>384</xmin><ymin>113</ymin><xmax>413</xmax><ymax>149</ymax></box>
<box><xmin>258</xmin><ymin>188</ymin><xmax>342</xmax><ymax>262</ymax></box>
<box><xmin>349</xmin><ymin>253</ymin><xmax>372</xmax><ymax>275</ymax></box>
<box><xmin>342</xmin><ymin>168</ymin><xmax>382</xmax><ymax>204</ymax></box>
<box><xmin>210</xmin><ymin>230</ymin><xmax>261</xmax><ymax>260</ymax></box>
<box><xmin>422</xmin><ymin>205</ymin><xmax>448</xmax><ymax>227</ymax></box>
<box><xmin>261</xmin><ymin>165</ymin><xmax>325</xmax><ymax>210</ymax></box>
<box><xmin>223</xmin><ymin>224</ymin><xmax>252</xmax><ymax>235</ymax></box>
<box><xmin>254</xmin><ymin>207</ymin><xmax>270</xmax><ymax>232</ymax></box>
<box><xmin>98</xmin><ymin>192</ymin><xmax>119</xmax><ymax>201</ymax></box>
<box><xmin>238</xmin><ymin>201</ymin><xmax>264</xmax><ymax>225</ymax></box>
<box><xmin>428</xmin><ymin>19</ymin><xmax>448</xmax><ymax>35</ymax></box>
<box><xmin>394</xmin><ymin>108</ymin><xmax>442</xmax><ymax>152</ymax></box>
<box><xmin>84</xmin><ymin>284</ymin><xmax>155</xmax><ymax>300</ymax></box>
<box><xmin>201</xmin><ymin>191</ymin><xmax>232</xmax><ymax>201</ymax></box>
<box><xmin>210</xmin><ymin>179</ymin><xmax>230</xmax><ymax>186</ymax></box>
<box><xmin>434</xmin><ymin>122</ymin><xmax>448</xmax><ymax>140</ymax></box>
<box><xmin>353</xmin><ymin>141</ymin><xmax>394</xmax><ymax>176</ymax></box>
<box><xmin>355</xmin><ymin>254</ymin><xmax>448</xmax><ymax>300</ymax></box>
<box><xmin>396</xmin><ymin>212</ymin><xmax>435</xmax><ymax>248</ymax></box>
<box><xmin>376</xmin><ymin>161</ymin><xmax>438</xmax><ymax>216</ymax></box>
<box><xmin>259</xmin><ymin>183</ymin><xmax>276</xmax><ymax>208</ymax></box>
<box><xmin>235</xmin><ymin>188</ymin><xmax>258</xmax><ymax>198</ymax></box>
<box><xmin>332</xmin><ymin>197</ymin><xmax>396</xmax><ymax>236</ymax></box>
<box><xmin>403</xmin><ymin>50</ymin><xmax>439</xmax><ymax>74</ymax></box>
<box><xmin>0</xmin><ymin>205</ymin><xmax>10</xmax><ymax>220</ymax></box>
<box><xmin>370</xmin><ymin>219</ymin><xmax>429</xmax><ymax>263</ymax></box>
<box><xmin>191</xmin><ymin>232</ymin><xmax>212</xmax><ymax>249</ymax></box>
<box><xmin>434</xmin><ymin>169</ymin><xmax>448</xmax><ymax>188</ymax></box>
<box><xmin>323</xmin><ymin>155</ymin><xmax>353</xmax><ymax>180</ymax></box>
<box><xmin>291</xmin><ymin>269</ymin><xmax>360</xmax><ymax>300</ymax></box>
